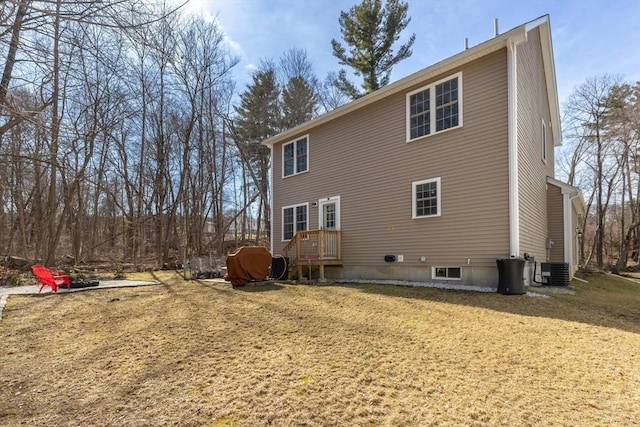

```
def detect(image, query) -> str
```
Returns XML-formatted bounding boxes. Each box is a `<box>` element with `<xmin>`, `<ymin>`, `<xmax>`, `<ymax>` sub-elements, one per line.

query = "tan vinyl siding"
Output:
<box><xmin>272</xmin><ymin>49</ymin><xmax>509</xmax><ymax>268</ymax></box>
<box><xmin>516</xmin><ymin>27</ymin><xmax>555</xmax><ymax>261</ymax></box>
<box><xmin>547</xmin><ymin>185</ymin><xmax>564</xmax><ymax>262</ymax></box>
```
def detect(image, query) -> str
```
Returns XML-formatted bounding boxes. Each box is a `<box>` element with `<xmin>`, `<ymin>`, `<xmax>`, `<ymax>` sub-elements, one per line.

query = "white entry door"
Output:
<box><xmin>318</xmin><ymin>196</ymin><xmax>340</xmax><ymax>230</ymax></box>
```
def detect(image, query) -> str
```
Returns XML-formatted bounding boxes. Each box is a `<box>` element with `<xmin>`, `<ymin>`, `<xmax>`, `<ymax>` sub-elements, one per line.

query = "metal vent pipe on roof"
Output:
<box><xmin>494</xmin><ymin>18</ymin><xmax>499</xmax><ymax>37</ymax></box>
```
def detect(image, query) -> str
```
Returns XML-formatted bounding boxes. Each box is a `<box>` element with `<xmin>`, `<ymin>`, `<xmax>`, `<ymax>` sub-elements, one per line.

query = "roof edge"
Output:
<box><xmin>262</xmin><ymin>15</ymin><xmax>559</xmax><ymax>148</ymax></box>
<box><xmin>532</xmin><ymin>16</ymin><xmax>562</xmax><ymax>147</ymax></box>
<box><xmin>263</xmin><ymin>18</ymin><xmax>534</xmax><ymax>147</ymax></box>
<box><xmin>547</xmin><ymin>176</ymin><xmax>586</xmax><ymax>214</ymax></box>
<box><xmin>547</xmin><ymin>176</ymin><xmax>579</xmax><ymax>193</ymax></box>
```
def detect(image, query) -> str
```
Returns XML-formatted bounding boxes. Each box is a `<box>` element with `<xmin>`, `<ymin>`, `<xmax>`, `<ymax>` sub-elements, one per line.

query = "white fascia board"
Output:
<box><xmin>547</xmin><ymin>176</ymin><xmax>579</xmax><ymax>194</ymax></box>
<box><xmin>547</xmin><ymin>176</ymin><xmax>586</xmax><ymax>215</ymax></box>
<box><xmin>262</xmin><ymin>21</ymin><xmax>533</xmax><ymax>148</ymax></box>
<box><xmin>534</xmin><ymin>17</ymin><xmax>562</xmax><ymax>147</ymax></box>
<box><xmin>572</xmin><ymin>194</ymin><xmax>586</xmax><ymax>216</ymax></box>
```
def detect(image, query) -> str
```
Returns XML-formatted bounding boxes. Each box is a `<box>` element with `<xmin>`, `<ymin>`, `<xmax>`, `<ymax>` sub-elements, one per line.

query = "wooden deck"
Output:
<box><xmin>282</xmin><ymin>230</ymin><xmax>342</xmax><ymax>280</ymax></box>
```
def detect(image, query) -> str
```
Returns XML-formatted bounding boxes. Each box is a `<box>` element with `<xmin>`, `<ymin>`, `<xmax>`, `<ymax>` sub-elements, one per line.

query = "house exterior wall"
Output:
<box><xmin>516</xmin><ymin>26</ymin><xmax>556</xmax><ymax>263</ymax></box>
<box><xmin>546</xmin><ymin>184</ymin><xmax>565</xmax><ymax>263</ymax></box>
<box><xmin>271</xmin><ymin>49</ymin><xmax>510</xmax><ymax>285</ymax></box>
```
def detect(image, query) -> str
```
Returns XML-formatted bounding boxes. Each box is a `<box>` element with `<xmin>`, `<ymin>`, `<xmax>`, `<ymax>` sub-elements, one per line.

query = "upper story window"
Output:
<box><xmin>541</xmin><ymin>120</ymin><xmax>547</xmax><ymax>163</ymax></box>
<box><xmin>412</xmin><ymin>177</ymin><xmax>441</xmax><ymax>219</ymax></box>
<box><xmin>282</xmin><ymin>203</ymin><xmax>308</xmax><ymax>241</ymax></box>
<box><xmin>283</xmin><ymin>135</ymin><xmax>308</xmax><ymax>177</ymax></box>
<box><xmin>407</xmin><ymin>72</ymin><xmax>462</xmax><ymax>142</ymax></box>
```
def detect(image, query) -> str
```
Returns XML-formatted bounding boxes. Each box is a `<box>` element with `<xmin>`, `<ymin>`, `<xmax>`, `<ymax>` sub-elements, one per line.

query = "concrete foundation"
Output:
<box><xmin>324</xmin><ymin>264</ymin><xmax>499</xmax><ymax>287</ymax></box>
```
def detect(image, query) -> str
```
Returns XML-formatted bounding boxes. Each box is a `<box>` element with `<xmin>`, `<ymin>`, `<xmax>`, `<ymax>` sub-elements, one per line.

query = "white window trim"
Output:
<box><xmin>281</xmin><ymin>202</ymin><xmax>309</xmax><ymax>242</ymax></box>
<box><xmin>282</xmin><ymin>134</ymin><xmax>309</xmax><ymax>178</ymax></box>
<box><xmin>541</xmin><ymin>119</ymin><xmax>547</xmax><ymax>163</ymax></box>
<box><xmin>412</xmin><ymin>177</ymin><xmax>441</xmax><ymax>219</ymax></box>
<box><xmin>432</xmin><ymin>266</ymin><xmax>462</xmax><ymax>281</ymax></box>
<box><xmin>406</xmin><ymin>71</ymin><xmax>463</xmax><ymax>142</ymax></box>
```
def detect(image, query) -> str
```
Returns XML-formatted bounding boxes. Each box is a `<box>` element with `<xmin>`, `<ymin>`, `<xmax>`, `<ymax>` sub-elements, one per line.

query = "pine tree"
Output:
<box><xmin>234</xmin><ymin>65</ymin><xmax>280</xmax><ymax>242</ymax></box>
<box><xmin>281</xmin><ymin>76</ymin><xmax>315</xmax><ymax>129</ymax></box>
<box><xmin>278</xmin><ymin>47</ymin><xmax>319</xmax><ymax>125</ymax></box>
<box><xmin>235</xmin><ymin>66</ymin><xmax>280</xmax><ymax>158</ymax></box>
<box><xmin>331</xmin><ymin>0</ymin><xmax>415</xmax><ymax>98</ymax></box>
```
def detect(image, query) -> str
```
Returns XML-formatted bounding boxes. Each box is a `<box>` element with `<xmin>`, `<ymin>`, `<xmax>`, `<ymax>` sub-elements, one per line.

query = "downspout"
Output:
<box><xmin>507</xmin><ymin>33</ymin><xmax>527</xmax><ymax>257</ymax></box>
<box><xmin>565</xmin><ymin>193</ymin><xmax>581</xmax><ymax>278</ymax></box>
<box><xmin>562</xmin><ymin>192</ymin><xmax>572</xmax><ymax>269</ymax></box>
<box><xmin>268</xmin><ymin>144</ymin><xmax>274</xmax><ymax>255</ymax></box>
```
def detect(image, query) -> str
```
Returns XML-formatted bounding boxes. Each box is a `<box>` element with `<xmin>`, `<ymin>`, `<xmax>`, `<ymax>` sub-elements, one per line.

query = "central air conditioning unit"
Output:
<box><xmin>540</xmin><ymin>262</ymin><xmax>570</xmax><ymax>286</ymax></box>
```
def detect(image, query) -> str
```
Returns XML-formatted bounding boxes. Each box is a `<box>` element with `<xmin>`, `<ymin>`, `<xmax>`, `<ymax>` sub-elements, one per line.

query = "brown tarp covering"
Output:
<box><xmin>224</xmin><ymin>246</ymin><xmax>272</xmax><ymax>287</ymax></box>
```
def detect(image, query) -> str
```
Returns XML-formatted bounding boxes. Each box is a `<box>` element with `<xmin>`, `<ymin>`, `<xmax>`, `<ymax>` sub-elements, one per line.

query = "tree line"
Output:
<box><xmin>561</xmin><ymin>76</ymin><xmax>640</xmax><ymax>272</ymax></box>
<box><xmin>1</xmin><ymin>1</ymin><xmax>240</xmax><ymax>268</ymax></box>
<box><xmin>0</xmin><ymin>0</ymin><xmax>413</xmax><ymax>269</ymax></box>
<box><xmin>2</xmin><ymin>0</ymin><xmax>637</xmax><ymax>273</ymax></box>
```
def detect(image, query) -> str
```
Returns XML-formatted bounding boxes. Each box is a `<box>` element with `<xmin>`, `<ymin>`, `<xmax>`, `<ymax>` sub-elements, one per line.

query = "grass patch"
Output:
<box><xmin>0</xmin><ymin>271</ymin><xmax>638</xmax><ymax>426</ymax></box>
<box><xmin>553</xmin><ymin>272</ymin><xmax>640</xmax><ymax>326</ymax></box>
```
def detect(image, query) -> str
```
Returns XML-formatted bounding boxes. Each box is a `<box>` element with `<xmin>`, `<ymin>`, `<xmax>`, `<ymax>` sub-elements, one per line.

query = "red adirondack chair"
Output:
<box><xmin>31</xmin><ymin>264</ymin><xmax>71</xmax><ymax>293</ymax></box>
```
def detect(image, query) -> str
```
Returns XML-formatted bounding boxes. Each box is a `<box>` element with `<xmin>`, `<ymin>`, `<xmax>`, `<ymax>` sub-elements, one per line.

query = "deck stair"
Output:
<box><xmin>282</xmin><ymin>229</ymin><xmax>342</xmax><ymax>280</ymax></box>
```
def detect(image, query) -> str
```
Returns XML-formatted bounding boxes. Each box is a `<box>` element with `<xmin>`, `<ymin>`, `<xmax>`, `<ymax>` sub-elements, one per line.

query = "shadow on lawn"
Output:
<box><xmin>146</xmin><ymin>269</ymin><xmax>284</xmax><ymax>293</ymax></box>
<box><xmin>232</xmin><ymin>282</ymin><xmax>284</xmax><ymax>292</ymax></box>
<box><xmin>324</xmin><ymin>281</ymin><xmax>640</xmax><ymax>335</ymax></box>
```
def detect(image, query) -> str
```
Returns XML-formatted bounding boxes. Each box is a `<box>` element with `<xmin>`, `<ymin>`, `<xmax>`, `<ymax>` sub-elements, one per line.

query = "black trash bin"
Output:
<box><xmin>496</xmin><ymin>258</ymin><xmax>526</xmax><ymax>295</ymax></box>
<box><xmin>269</xmin><ymin>255</ymin><xmax>289</xmax><ymax>280</ymax></box>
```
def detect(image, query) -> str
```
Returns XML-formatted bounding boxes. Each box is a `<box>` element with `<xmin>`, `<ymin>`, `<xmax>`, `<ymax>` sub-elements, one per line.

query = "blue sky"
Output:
<box><xmin>184</xmin><ymin>0</ymin><xmax>640</xmax><ymax>105</ymax></box>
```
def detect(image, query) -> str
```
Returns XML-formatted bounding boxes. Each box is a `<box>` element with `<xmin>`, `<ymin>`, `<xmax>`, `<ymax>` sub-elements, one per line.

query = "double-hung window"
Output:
<box><xmin>412</xmin><ymin>177</ymin><xmax>441</xmax><ymax>219</ymax></box>
<box><xmin>282</xmin><ymin>203</ymin><xmax>308</xmax><ymax>240</ymax></box>
<box><xmin>283</xmin><ymin>135</ymin><xmax>308</xmax><ymax>177</ymax></box>
<box><xmin>407</xmin><ymin>72</ymin><xmax>462</xmax><ymax>141</ymax></box>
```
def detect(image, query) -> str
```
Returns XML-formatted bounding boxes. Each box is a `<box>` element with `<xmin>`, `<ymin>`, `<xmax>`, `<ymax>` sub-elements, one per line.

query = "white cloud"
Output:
<box><xmin>174</xmin><ymin>0</ymin><xmax>640</xmax><ymax>100</ymax></box>
<box><xmin>223</xmin><ymin>33</ymin><xmax>245</xmax><ymax>58</ymax></box>
<box><xmin>180</xmin><ymin>0</ymin><xmax>216</xmax><ymax>22</ymax></box>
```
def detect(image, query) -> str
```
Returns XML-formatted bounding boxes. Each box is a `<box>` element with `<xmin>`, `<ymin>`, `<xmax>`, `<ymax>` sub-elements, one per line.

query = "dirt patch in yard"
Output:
<box><xmin>1</xmin><ymin>272</ymin><xmax>638</xmax><ymax>426</ymax></box>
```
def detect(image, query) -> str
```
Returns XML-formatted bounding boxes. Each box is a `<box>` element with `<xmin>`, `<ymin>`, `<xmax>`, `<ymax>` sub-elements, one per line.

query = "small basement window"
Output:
<box><xmin>432</xmin><ymin>266</ymin><xmax>461</xmax><ymax>280</ymax></box>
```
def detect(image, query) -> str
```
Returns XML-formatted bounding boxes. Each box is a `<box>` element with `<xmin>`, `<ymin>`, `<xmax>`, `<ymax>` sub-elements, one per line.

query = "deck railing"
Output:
<box><xmin>282</xmin><ymin>229</ymin><xmax>341</xmax><ymax>263</ymax></box>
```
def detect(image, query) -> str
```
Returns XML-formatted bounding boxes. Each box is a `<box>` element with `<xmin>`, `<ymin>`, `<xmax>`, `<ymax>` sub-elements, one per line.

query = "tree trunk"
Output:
<box><xmin>45</xmin><ymin>0</ymin><xmax>62</xmax><ymax>266</ymax></box>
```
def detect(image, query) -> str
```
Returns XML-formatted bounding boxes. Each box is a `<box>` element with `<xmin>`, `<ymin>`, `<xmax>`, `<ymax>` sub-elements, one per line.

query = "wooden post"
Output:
<box><xmin>319</xmin><ymin>229</ymin><xmax>325</xmax><ymax>259</ymax></box>
<box><xmin>295</xmin><ymin>234</ymin><xmax>302</xmax><ymax>279</ymax></box>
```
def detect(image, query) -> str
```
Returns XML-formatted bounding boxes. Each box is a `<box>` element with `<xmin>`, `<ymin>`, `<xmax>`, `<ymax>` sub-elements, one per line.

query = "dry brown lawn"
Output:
<box><xmin>1</xmin><ymin>272</ymin><xmax>639</xmax><ymax>426</ymax></box>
